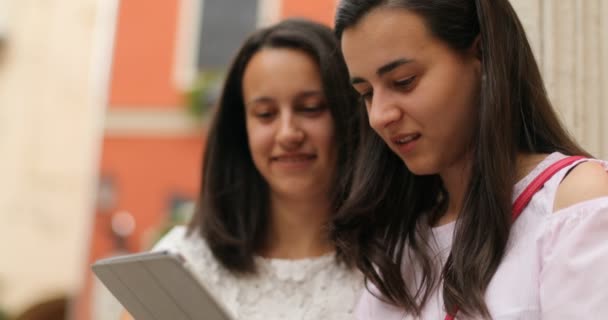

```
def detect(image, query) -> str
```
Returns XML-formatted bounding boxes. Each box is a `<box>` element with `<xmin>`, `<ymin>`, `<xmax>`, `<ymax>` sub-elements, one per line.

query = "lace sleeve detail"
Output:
<box><xmin>151</xmin><ymin>226</ymin><xmax>189</xmax><ymax>252</ymax></box>
<box><xmin>151</xmin><ymin>226</ymin><xmax>225</xmax><ymax>284</ymax></box>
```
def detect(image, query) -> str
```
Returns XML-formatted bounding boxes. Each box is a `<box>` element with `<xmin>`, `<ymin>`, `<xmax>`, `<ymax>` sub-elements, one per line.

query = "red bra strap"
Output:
<box><xmin>511</xmin><ymin>155</ymin><xmax>586</xmax><ymax>220</ymax></box>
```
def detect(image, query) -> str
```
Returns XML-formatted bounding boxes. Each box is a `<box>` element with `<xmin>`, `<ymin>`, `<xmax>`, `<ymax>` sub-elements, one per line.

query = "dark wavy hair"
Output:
<box><xmin>188</xmin><ymin>19</ymin><xmax>360</xmax><ymax>274</ymax></box>
<box><xmin>333</xmin><ymin>0</ymin><xmax>589</xmax><ymax>318</ymax></box>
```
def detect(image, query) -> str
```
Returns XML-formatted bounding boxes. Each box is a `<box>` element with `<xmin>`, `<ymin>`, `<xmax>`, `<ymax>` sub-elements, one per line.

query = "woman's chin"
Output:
<box><xmin>270</xmin><ymin>181</ymin><xmax>328</xmax><ymax>200</ymax></box>
<box><xmin>401</xmin><ymin>157</ymin><xmax>438</xmax><ymax>176</ymax></box>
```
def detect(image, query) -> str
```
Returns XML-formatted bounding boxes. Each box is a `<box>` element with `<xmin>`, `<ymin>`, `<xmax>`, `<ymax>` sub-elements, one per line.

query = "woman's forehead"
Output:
<box><xmin>341</xmin><ymin>9</ymin><xmax>432</xmax><ymax>77</ymax></box>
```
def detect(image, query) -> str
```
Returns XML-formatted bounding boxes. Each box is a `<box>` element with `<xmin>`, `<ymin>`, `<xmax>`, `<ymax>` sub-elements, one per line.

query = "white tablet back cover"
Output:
<box><xmin>92</xmin><ymin>251</ymin><xmax>232</xmax><ymax>320</ymax></box>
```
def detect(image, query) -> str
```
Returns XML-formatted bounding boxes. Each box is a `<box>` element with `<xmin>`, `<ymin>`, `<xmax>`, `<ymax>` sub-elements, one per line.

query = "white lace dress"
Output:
<box><xmin>153</xmin><ymin>226</ymin><xmax>363</xmax><ymax>320</ymax></box>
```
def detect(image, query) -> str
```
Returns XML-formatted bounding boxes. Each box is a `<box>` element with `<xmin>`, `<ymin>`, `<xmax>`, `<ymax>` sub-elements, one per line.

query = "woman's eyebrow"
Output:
<box><xmin>350</xmin><ymin>58</ymin><xmax>413</xmax><ymax>85</ymax></box>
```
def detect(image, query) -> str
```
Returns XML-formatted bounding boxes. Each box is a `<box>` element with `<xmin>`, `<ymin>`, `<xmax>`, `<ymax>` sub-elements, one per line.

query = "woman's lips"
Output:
<box><xmin>271</xmin><ymin>153</ymin><xmax>317</xmax><ymax>169</ymax></box>
<box><xmin>391</xmin><ymin>133</ymin><xmax>421</xmax><ymax>154</ymax></box>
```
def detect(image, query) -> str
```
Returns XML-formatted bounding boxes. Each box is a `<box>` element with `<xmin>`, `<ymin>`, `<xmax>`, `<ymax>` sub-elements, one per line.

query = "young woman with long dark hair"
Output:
<box><xmin>147</xmin><ymin>19</ymin><xmax>363</xmax><ymax>319</ymax></box>
<box><xmin>332</xmin><ymin>0</ymin><xmax>608</xmax><ymax>319</ymax></box>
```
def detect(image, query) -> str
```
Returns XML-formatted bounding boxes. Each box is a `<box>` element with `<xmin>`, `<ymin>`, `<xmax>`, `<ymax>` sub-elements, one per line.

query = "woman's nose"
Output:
<box><xmin>367</xmin><ymin>89</ymin><xmax>403</xmax><ymax>131</ymax></box>
<box><xmin>276</xmin><ymin>115</ymin><xmax>305</xmax><ymax>149</ymax></box>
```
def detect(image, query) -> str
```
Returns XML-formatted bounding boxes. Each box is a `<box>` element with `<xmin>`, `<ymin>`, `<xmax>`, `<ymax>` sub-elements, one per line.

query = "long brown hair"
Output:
<box><xmin>333</xmin><ymin>0</ymin><xmax>588</xmax><ymax>317</ymax></box>
<box><xmin>188</xmin><ymin>19</ymin><xmax>360</xmax><ymax>274</ymax></box>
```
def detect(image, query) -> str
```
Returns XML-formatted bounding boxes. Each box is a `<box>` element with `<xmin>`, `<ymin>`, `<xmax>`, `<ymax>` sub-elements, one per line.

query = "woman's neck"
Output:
<box><xmin>435</xmin><ymin>152</ymin><xmax>550</xmax><ymax>227</ymax></box>
<box><xmin>259</xmin><ymin>192</ymin><xmax>334</xmax><ymax>259</ymax></box>
<box><xmin>436</xmin><ymin>154</ymin><xmax>473</xmax><ymax>226</ymax></box>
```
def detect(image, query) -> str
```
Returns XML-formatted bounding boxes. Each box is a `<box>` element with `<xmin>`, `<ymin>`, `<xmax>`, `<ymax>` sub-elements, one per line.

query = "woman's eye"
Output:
<box><xmin>298</xmin><ymin>103</ymin><xmax>326</xmax><ymax>116</ymax></box>
<box><xmin>255</xmin><ymin>111</ymin><xmax>275</xmax><ymax>119</ymax></box>
<box><xmin>360</xmin><ymin>91</ymin><xmax>373</xmax><ymax>103</ymax></box>
<box><xmin>302</xmin><ymin>105</ymin><xmax>322</xmax><ymax>112</ymax></box>
<box><xmin>394</xmin><ymin>76</ymin><xmax>416</xmax><ymax>89</ymax></box>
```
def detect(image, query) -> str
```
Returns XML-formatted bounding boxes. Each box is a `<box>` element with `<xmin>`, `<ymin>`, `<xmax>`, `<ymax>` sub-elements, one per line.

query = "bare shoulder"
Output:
<box><xmin>554</xmin><ymin>161</ymin><xmax>608</xmax><ymax>212</ymax></box>
<box><xmin>120</xmin><ymin>310</ymin><xmax>134</xmax><ymax>320</ymax></box>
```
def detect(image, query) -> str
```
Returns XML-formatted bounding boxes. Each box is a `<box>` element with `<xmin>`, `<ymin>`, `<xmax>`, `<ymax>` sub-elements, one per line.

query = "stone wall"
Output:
<box><xmin>0</xmin><ymin>0</ymin><xmax>107</xmax><ymax>314</ymax></box>
<box><xmin>511</xmin><ymin>0</ymin><xmax>608</xmax><ymax>159</ymax></box>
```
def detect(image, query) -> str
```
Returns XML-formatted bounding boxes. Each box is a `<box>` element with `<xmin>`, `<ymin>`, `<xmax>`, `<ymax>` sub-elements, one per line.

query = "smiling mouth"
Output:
<box><xmin>393</xmin><ymin>133</ymin><xmax>421</xmax><ymax>145</ymax></box>
<box><xmin>271</xmin><ymin>154</ymin><xmax>317</xmax><ymax>162</ymax></box>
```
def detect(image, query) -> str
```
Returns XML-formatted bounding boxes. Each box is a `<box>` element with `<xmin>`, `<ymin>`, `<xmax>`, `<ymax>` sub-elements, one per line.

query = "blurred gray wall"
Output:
<box><xmin>511</xmin><ymin>0</ymin><xmax>608</xmax><ymax>158</ymax></box>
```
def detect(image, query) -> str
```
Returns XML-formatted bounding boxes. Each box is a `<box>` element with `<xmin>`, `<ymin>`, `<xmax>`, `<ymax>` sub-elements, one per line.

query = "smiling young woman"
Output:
<box><xmin>127</xmin><ymin>19</ymin><xmax>364</xmax><ymax>320</ymax></box>
<box><xmin>242</xmin><ymin>47</ymin><xmax>337</xmax><ymax>210</ymax></box>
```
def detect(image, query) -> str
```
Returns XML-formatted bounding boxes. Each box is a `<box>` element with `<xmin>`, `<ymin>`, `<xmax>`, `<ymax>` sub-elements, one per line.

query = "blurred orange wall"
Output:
<box><xmin>281</xmin><ymin>0</ymin><xmax>337</xmax><ymax>26</ymax></box>
<box><xmin>109</xmin><ymin>0</ymin><xmax>182</xmax><ymax>107</ymax></box>
<box><xmin>97</xmin><ymin>136</ymin><xmax>204</xmax><ymax>250</ymax></box>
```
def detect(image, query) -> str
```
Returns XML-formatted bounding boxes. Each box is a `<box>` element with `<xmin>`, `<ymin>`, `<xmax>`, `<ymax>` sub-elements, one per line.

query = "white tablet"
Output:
<box><xmin>92</xmin><ymin>251</ymin><xmax>233</xmax><ymax>320</ymax></box>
